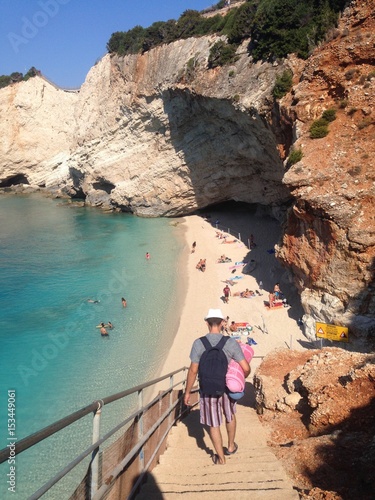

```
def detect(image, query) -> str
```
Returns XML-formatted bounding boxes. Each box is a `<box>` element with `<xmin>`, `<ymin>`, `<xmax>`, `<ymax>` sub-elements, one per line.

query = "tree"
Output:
<box><xmin>10</xmin><ymin>72</ymin><xmax>23</xmax><ymax>82</ymax></box>
<box><xmin>208</xmin><ymin>41</ymin><xmax>238</xmax><ymax>68</ymax></box>
<box><xmin>273</xmin><ymin>69</ymin><xmax>293</xmax><ymax>99</ymax></box>
<box><xmin>224</xmin><ymin>1</ymin><xmax>258</xmax><ymax>44</ymax></box>
<box><xmin>175</xmin><ymin>10</ymin><xmax>203</xmax><ymax>39</ymax></box>
<box><xmin>0</xmin><ymin>75</ymin><xmax>11</xmax><ymax>89</ymax></box>
<box><xmin>23</xmin><ymin>67</ymin><xmax>40</xmax><ymax>81</ymax></box>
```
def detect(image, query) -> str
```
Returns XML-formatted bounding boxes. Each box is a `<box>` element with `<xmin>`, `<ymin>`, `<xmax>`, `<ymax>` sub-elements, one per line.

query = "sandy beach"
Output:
<box><xmin>160</xmin><ymin>206</ymin><xmax>308</xmax><ymax>378</ymax></box>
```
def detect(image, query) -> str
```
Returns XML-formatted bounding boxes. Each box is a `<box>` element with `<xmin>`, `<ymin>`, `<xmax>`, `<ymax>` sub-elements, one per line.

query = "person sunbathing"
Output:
<box><xmin>229</xmin><ymin>321</ymin><xmax>237</xmax><ymax>332</ymax></box>
<box><xmin>269</xmin><ymin>291</ymin><xmax>276</xmax><ymax>307</ymax></box>
<box><xmin>268</xmin><ymin>291</ymin><xmax>285</xmax><ymax>307</ymax></box>
<box><xmin>215</xmin><ymin>231</ymin><xmax>225</xmax><ymax>239</ymax></box>
<box><xmin>274</xmin><ymin>283</ymin><xmax>283</xmax><ymax>299</ymax></box>
<box><xmin>217</xmin><ymin>254</ymin><xmax>231</xmax><ymax>263</ymax></box>
<box><xmin>233</xmin><ymin>289</ymin><xmax>255</xmax><ymax>298</ymax></box>
<box><xmin>196</xmin><ymin>259</ymin><xmax>206</xmax><ymax>272</ymax></box>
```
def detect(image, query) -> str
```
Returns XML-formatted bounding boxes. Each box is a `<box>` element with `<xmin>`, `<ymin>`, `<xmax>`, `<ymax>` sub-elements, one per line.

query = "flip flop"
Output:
<box><xmin>212</xmin><ymin>454</ymin><xmax>224</xmax><ymax>465</ymax></box>
<box><xmin>224</xmin><ymin>443</ymin><xmax>238</xmax><ymax>456</ymax></box>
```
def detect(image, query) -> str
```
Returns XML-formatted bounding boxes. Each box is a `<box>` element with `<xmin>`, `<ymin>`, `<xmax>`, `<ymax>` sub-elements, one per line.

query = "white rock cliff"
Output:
<box><xmin>0</xmin><ymin>36</ymin><xmax>290</xmax><ymax>215</ymax></box>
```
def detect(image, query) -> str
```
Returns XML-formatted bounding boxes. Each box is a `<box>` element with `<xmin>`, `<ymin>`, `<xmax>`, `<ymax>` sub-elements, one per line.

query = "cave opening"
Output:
<box><xmin>197</xmin><ymin>200</ymin><xmax>258</xmax><ymax>217</ymax></box>
<box><xmin>0</xmin><ymin>174</ymin><xmax>29</xmax><ymax>187</ymax></box>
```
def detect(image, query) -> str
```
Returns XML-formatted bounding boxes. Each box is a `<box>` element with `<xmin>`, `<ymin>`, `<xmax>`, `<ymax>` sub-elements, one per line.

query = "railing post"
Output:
<box><xmin>91</xmin><ymin>401</ymin><xmax>103</xmax><ymax>497</ymax></box>
<box><xmin>168</xmin><ymin>374</ymin><xmax>174</xmax><ymax>426</ymax></box>
<box><xmin>138</xmin><ymin>389</ymin><xmax>144</xmax><ymax>471</ymax></box>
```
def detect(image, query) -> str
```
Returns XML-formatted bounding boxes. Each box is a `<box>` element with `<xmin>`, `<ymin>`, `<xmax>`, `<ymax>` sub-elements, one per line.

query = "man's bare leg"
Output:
<box><xmin>226</xmin><ymin>414</ymin><xmax>237</xmax><ymax>452</ymax></box>
<box><xmin>209</xmin><ymin>426</ymin><xmax>226</xmax><ymax>464</ymax></box>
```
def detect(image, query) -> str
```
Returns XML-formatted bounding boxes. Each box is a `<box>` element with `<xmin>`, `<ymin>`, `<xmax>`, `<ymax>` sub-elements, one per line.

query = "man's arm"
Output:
<box><xmin>238</xmin><ymin>358</ymin><xmax>250</xmax><ymax>378</ymax></box>
<box><xmin>184</xmin><ymin>362</ymin><xmax>199</xmax><ymax>406</ymax></box>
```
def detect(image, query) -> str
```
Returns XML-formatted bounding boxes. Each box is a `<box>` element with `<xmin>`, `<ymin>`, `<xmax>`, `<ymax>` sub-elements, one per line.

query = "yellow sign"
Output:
<box><xmin>316</xmin><ymin>322</ymin><xmax>349</xmax><ymax>342</ymax></box>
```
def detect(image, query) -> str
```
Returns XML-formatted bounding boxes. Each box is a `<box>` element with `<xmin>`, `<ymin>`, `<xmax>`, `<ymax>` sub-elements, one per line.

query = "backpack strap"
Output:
<box><xmin>200</xmin><ymin>335</ymin><xmax>229</xmax><ymax>351</ymax></box>
<box><xmin>217</xmin><ymin>336</ymin><xmax>229</xmax><ymax>350</ymax></box>
<box><xmin>200</xmin><ymin>336</ymin><xmax>211</xmax><ymax>350</ymax></box>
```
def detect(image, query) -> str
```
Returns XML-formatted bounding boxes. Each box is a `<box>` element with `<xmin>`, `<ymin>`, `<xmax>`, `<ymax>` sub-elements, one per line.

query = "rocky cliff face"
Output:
<box><xmin>253</xmin><ymin>348</ymin><xmax>375</xmax><ymax>498</ymax></box>
<box><xmin>69</xmin><ymin>35</ymin><xmax>291</xmax><ymax>216</ymax></box>
<box><xmin>276</xmin><ymin>0</ymin><xmax>375</xmax><ymax>343</ymax></box>
<box><xmin>0</xmin><ymin>35</ymin><xmax>291</xmax><ymax>214</ymax></box>
<box><xmin>0</xmin><ymin>0</ymin><xmax>373</xmax><ymax>343</ymax></box>
<box><xmin>0</xmin><ymin>78</ymin><xmax>77</xmax><ymax>187</ymax></box>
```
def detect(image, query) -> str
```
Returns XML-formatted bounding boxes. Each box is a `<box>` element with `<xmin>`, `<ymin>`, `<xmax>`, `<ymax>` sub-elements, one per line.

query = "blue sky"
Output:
<box><xmin>0</xmin><ymin>0</ymin><xmax>214</xmax><ymax>88</ymax></box>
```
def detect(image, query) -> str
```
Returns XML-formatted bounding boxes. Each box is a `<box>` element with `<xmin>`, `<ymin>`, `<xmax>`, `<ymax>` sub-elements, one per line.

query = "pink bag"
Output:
<box><xmin>226</xmin><ymin>343</ymin><xmax>254</xmax><ymax>393</ymax></box>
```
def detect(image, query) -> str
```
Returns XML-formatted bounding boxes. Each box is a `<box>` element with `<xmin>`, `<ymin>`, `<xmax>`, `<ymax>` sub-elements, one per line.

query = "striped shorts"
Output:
<box><xmin>199</xmin><ymin>392</ymin><xmax>236</xmax><ymax>427</ymax></box>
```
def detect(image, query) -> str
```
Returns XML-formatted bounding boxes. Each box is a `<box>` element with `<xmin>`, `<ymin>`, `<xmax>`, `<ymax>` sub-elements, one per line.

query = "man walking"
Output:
<box><xmin>184</xmin><ymin>309</ymin><xmax>250</xmax><ymax>464</ymax></box>
<box><xmin>223</xmin><ymin>284</ymin><xmax>231</xmax><ymax>303</ymax></box>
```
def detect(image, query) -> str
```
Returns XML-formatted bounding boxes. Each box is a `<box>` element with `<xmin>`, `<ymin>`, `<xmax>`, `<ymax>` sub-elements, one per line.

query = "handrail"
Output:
<box><xmin>212</xmin><ymin>221</ymin><xmax>251</xmax><ymax>249</ymax></box>
<box><xmin>0</xmin><ymin>366</ymin><xmax>191</xmax><ymax>498</ymax></box>
<box><xmin>28</xmin><ymin>374</ymin><xmax>196</xmax><ymax>500</ymax></box>
<box><xmin>0</xmin><ymin>366</ymin><xmax>187</xmax><ymax>464</ymax></box>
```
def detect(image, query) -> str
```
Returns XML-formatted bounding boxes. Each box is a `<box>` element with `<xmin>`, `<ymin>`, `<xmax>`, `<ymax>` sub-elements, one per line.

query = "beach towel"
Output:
<box><xmin>226</xmin><ymin>344</ymin><xmax>254</xmax><ymax>397</ymax></box>
<box><xmin>229</xmin><ymin>262</ymin><xmax>245</xmax><ymax>269</ymax></box>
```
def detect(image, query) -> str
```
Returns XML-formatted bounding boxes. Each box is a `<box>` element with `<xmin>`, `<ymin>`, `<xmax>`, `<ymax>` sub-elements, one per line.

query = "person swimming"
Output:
<box><xmin>87</xmin><ymin>299</ymin><xmax>100</xmax><ymax>303</ymax></box>
<box><xmin>100</xmin><ymin>325</ymin><xmax>108</xmax><ymax>337</ymax></box>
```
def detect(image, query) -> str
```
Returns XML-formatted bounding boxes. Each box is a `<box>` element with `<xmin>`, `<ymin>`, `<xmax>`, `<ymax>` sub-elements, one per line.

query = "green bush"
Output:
<box><xmin>287</xmin><ymin>148</ymin><xmax>303</xmax><ymax>166</ymax></box>
<box><xmin>223</xmin><ymin>2</ymin><xmax>258</xmax><ymax>45</ymax></box>
<box><xmin>183</xmin><ymin>56</ymin><xmax>199</xmax><ymax>82</ymax></box>
<box><xmin>322</xmin><ymin>108</ymin><xmax>336</xmax><ymax>122</ymax></box>
<box><xmin>0</xmin><ymin>67</ymin><xmax>39</xmax><ymax>89</ymax></box>
<box><xmin>273</xmin><ymin>69</ymin><xmax>293</xmax><ymax>99</ymax></box>
<box><xmin>107</xmin><ymin>26</ymin><xmax>146</xmax><ymax>55</ymax></box>
<box><xmin>215</xmin><ymin>1</ymin><xmax>226</xmax><ymax>9</ymax></box>
<box><xmin>338</xmin><ymin>99</ymin><xmax>348</xmax><ymax>109</ymax></box>
<box><xmin>348</xmin><ymin>107</ymin><xmax>357</xmax><ymax>116</ymax></box>
<box><xmin>310</xmin><ymin>118</ymin><xmax>329</xmax><ymax>139</ymax></box>
<box><xmin>250</xmin><ymin>0</ymin><xmax>346</xmax><ymax>61</ymax></box>
<box><xmin>0</xmin><ymin>75</ymin><xmax>11</xmax><ymax>89</ymax></box>
<box><xmin>107</xmin><ymin>0</ymin><xmax>348</xmax><ymax>63</ymax></box>
<box><xmin>208</xmin><ymin>41</ymin><xmax>238</xmax><ymax>68</ymax></box>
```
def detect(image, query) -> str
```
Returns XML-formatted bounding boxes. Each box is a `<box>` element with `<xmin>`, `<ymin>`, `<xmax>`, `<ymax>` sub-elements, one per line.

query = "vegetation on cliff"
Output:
<box><xmin>309</xmin><ymin>108</ymin><xmax>337</xmax><ymax>138</ymax></box>
<box><xmin>107</xmin><ymin>0</ymin><xmax>347</xmax><ymax>64</ymax></box>
<box><xmin>0</xmin><ymin>67</ymin><xmax>40</xmax><ymax>89</ymax></box>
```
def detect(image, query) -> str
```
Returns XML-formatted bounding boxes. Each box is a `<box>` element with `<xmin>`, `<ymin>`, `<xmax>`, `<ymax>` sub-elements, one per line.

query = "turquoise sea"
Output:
<box><xmin>0</xmin><ymin>194</ymin><xmax>186</xmax><ymax>498</ymax></box>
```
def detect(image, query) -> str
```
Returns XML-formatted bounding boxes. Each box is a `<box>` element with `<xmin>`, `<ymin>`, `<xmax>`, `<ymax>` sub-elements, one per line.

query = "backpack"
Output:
<box><xmin>198</xmin><ymin>336</ymin><xmax>229</xmax><ymax>396</ymax></box>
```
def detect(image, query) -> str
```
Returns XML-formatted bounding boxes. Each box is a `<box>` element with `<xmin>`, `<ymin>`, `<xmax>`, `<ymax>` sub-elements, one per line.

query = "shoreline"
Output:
<box><xmin>160</xmin><ymin>208</ymin><xmax>308</xmax><ymax>381</ymax></box>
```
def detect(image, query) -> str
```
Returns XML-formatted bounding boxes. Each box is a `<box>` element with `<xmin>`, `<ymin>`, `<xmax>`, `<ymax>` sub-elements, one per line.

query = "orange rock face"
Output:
<box><xmin>277</xmin><ymin>0</ymin><xmax>375</xmax><ymax>342</ymax></box>
<box><xmin>254</xmin><ymin>347</ymin><xmax>375</xmax><ymax>498</ymax></box>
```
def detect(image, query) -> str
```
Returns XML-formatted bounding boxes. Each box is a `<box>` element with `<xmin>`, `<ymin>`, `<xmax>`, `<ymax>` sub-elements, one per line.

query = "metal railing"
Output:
<box><xmin>0</xmin><ymin>367</ymin><xmax>196</xmax><ymax>499</ymax></box>
<box><xmin>210</xmin><ymin>220</ymin><xmax>255</xmax><ymax>251</ymax></box>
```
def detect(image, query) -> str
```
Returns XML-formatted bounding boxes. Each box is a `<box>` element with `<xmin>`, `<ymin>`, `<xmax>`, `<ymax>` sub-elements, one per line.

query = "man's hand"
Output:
<box><xmin>184</xmin><ymin>392</ymin><xmax>191</xmax><ymax>406</ymax></box>
<box><xmin>239</xmin><ymin>358</ymin><xmax>251</xmax><ymax>378</ymax></box>
<box><xmin>184</xmin><ymin>362</ymin><xmax>199</xmax><ymax>406</ymax></box>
